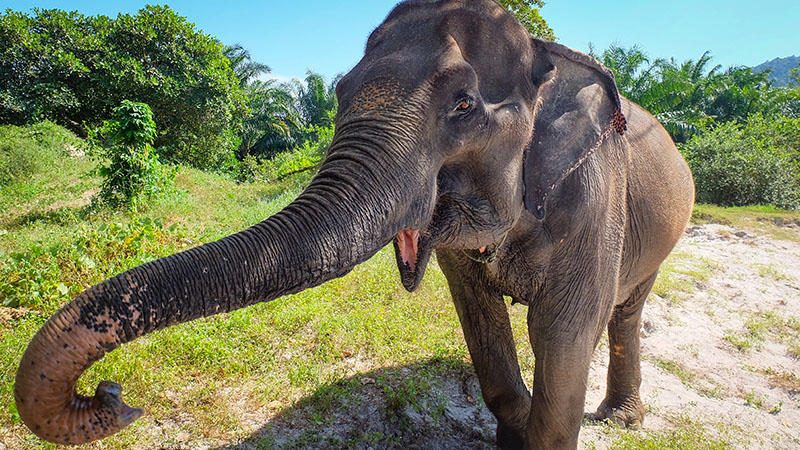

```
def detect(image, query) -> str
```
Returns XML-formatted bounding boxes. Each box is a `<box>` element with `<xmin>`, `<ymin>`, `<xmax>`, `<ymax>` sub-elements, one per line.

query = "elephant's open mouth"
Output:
<box><xmin>393</xmin><ymin>229</ymin><xmax>434</xmax><ymax>292</ymax></box>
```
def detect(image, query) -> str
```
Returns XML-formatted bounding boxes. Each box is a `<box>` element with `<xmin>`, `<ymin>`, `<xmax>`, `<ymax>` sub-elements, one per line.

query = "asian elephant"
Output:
<box><xmin>14</xmin><ymin>0</ymin><xmax>694</xmax><ymax>448</ymax></box>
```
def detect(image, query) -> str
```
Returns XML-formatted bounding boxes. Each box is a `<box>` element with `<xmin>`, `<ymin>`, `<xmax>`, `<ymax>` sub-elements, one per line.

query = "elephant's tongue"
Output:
<box><xmin>396</xmin><ymin>229</ymin><xmax>419</xmax><ymax>271</ymax></box>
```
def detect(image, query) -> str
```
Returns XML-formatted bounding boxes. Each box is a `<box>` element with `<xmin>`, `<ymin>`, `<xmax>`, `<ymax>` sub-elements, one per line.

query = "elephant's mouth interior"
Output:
<box><xmin>396</xmin><ymin>229</ymin><xmax>419</xmax><ymax>270</ymax></box>
<box><xmin>393</xmin><ymin>229</ymin><xmax>432</xmax><ymax>292</ymax></box>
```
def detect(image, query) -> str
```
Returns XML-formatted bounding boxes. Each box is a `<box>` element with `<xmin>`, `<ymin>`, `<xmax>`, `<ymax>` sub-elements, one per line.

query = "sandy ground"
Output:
<box><xmin>579</xmin><ymin>223</ymin><xmax>800</xmax><ymax>449</ymax></box>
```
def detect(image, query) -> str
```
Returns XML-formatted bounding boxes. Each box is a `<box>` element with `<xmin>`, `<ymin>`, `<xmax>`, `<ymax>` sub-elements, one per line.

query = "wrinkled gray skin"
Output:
<box><xmin>15</xmin><ymin>1</ymin><xmax>694</xmax><ymax>448</ymax></box>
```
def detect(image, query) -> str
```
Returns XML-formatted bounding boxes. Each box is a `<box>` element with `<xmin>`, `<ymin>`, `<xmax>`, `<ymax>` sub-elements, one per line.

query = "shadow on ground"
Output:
<box><xmin>213</xmin><ymin>357</ymin><xmax>498</xmax><ymax>450</ymax></box>
<box><xmin>2</xmin><ymin>205</ymin><xmax>89</xmax><ymax>230</ymax></box>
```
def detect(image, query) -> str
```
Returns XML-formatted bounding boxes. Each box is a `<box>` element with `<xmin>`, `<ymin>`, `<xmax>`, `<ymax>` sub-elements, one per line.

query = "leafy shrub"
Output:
<box><xmin>0</xmin><ymin>242</ymin><xmax>68</xmax><ymax>309</ymax></box>
<box><xmin>163</xmin><ymin>127</ymin><xmax>243</xmax><ymax>174</ymax></box>
<box><xmin>0</xmin><ymin>121</ymin><xmax>81</xmax><ymax>185</ymax></box>
<box><xmin>90</xmin><ymin>100</ymin><xmax>175</xmax><ymax>209</ymax></box>
<box><xmin>0</xmin><ymin>217</ymin><xmax>184</xmax><ymax>310</ymax></box>
<box><xmin>681</xmin><ymin>114</ymin><xmax>800</xmax><ymax>210</ymax></box>
<box><xmin>240</xmin><ymin>122</ymin><xmax>334</xmax><ymax>182</ymax></box>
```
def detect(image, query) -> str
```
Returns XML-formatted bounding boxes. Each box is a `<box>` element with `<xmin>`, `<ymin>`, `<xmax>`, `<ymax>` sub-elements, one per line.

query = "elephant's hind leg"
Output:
<box><xmin>437</xmin><ymin>250</ymin><xmax>531</xmax><ymax>450</ymax></box>
<box><xmin>591</xmin><ymin>271</ymin><xmax>657</xmax><ymax>427</ymax></box>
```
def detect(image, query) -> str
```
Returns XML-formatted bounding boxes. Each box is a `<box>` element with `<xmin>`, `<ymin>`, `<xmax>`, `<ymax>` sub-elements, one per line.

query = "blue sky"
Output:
<box><xmin>5</xmin><ymin>0</ymin><xmax>799</xmax><ymax>82</ymax></box>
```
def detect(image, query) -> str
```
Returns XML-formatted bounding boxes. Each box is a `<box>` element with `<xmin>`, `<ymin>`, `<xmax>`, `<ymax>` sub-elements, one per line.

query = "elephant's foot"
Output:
<box><xmin>496</xmin><ymin>422</ymin><xmax>525</xmax><ymax>450</ymax></box>
<box><xmin>586</xmin><ymin>395</ymin><xmax>645</xmax><ymax>428</ymax></box>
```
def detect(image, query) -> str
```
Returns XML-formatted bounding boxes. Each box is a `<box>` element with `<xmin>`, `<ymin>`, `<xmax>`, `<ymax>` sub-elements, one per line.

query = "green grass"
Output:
<box><xmin>691</xmin><ymin>203</ymin><xmax>800</xmax><ymax>242</ymax></box>
<box><xmin>607</xmin><ymin>418</ymin><xmax>738</xmax><ymax>450</ymax></box>
<box><xmin>0</xmin><ymin>121</ymin><xmax>83</xmax><ymax>187</ymax></box>
<box><xmin>741</xmin><ymin>389</ymin><xmax>767</xmax><ymax>410</ymax></box>
<box><xmin>646</xmin><ymin>356</ymin><xmax>724</xmax><ymax>399</ymax></box>
<box><xmin>752</xmin><ymin>262</ymin><xmax>792</xmax><ymax>281</ymax></box>
<box><xmin>723</xmin><ymin>310</ymin><xmax>800</xmax><ymax>355</ymax></box>
<box><xmin>651</xmin><ymin>251</ymin><xmax>715</xmax><ymax>305</ymax></box>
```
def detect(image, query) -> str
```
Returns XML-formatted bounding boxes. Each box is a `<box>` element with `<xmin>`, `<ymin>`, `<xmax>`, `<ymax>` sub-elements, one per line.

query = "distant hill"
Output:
<box><xmin>753</xmin><ymin>56</ymin><xmax>800</xmax><ymax>87</ymax></box>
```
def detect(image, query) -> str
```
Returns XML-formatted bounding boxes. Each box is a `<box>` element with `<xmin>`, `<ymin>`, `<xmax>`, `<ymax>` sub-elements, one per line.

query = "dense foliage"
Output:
<box><xmin>592</xmin><ymin>44</ymin><xmax>800</xmax><ymax>209</ymax></box>
<box><xmin>238</xmin><ymin>72</ymin><xmax>338</xmax><ymax>161</ymax></box>
<box><xmin>593</xmin><ymin>44</ymin><xmax>800</xmax><ymax>143</ymax></box>
<box><xmin>682</xmin><ymin>114</ymin><xmax>800</xmax><ymax>209</ymax></box>
<box><xmin>90</xmin><ymin>100</ymin><xmax>175</xmax><ymax>210</ymax></box>
<box><xmin>0</xmin><ymin>6</ymin><xmax>246</xmax><ymax>170</ymax></box>
<box><xmin>240</xmin><ymin>118</ymin><xmax>335</xmax><ymax>182</ymax></box>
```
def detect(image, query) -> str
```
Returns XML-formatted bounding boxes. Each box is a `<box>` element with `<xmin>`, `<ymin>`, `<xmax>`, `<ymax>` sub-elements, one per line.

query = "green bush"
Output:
<box><xmin>90</xmin><ymin>100</ymin><xmax>175</xmax><ymax>209</ymax></box>
<box><xmin>0</xmin><ymin>241</ymin><xmax>69</xmax><ymax>310</ymax></box>
<box><xmin>0</xmin><ymin>217</ymin><xmax>184</xmax><ymax>310</ymax></box>
<box><xmin>240</xmin><ymin>122</ymin><xmax>334</xmax><ymax>182</ymax></box>
<box><xmin>0</xmin><ymin>121</ymin><xmax>81</xmax><ymax>185</ymax></box>
<box><xmin>0</xmin><ymin>7</ymin><xmax>246</xmax><ymax>170</ymax></box>
<box><xmin>681</xmin><ymin>114</ymin><xmax>800</xmax><ymax>210</ymax></box>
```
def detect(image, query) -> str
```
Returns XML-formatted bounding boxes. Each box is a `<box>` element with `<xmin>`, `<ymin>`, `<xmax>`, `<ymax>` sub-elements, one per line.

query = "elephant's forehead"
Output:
<box><xmin>355</xmin><ymin>0</ymin><xmax>532</xmax><ymax>102</ymax></box>
<box><xmin>369</xmin><ymin>1</ymin><xmax>513</xmax><ymax>57</ymax></box>
<box><xmin>348</xmin><ymin>79</ymin><xmax>406</xmax><ymax>113</ymax></box>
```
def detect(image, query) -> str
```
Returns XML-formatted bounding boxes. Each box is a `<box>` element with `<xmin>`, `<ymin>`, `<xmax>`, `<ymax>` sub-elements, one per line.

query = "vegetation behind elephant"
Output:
<box><xmin>15</xmin><ymin>1</ymin><xmax>694</xmax><ymax>449</ymax></box>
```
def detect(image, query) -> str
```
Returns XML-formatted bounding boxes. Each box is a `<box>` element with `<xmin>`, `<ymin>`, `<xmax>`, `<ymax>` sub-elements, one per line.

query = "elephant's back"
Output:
<box><xmin>618</xmin><ymin>98</ymin><xmax>695</xmax><ymax>298</ymax></box>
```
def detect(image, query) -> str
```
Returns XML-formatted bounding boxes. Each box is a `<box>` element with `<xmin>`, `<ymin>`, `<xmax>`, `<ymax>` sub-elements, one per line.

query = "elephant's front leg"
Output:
<box><xmin>524</xmin><ymin>271</ymin><xmax>618</xmax><ymax>449</ymax></box>
<box><xmin>438</xmin><ymin>250</ymin><xmax>531</xmax><ymax>450</ymax></box>
<box><xmin>525</xmin><ymin>321</ymin><xmax>598</xmax><ymax>450</ymax></box>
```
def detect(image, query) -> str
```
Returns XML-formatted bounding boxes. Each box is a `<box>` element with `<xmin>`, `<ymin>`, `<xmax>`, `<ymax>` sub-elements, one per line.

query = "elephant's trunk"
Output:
<box><xmin>15</xmin><ymin>120</ymin><xmax>428</xmax><ymax>444</ymax></box>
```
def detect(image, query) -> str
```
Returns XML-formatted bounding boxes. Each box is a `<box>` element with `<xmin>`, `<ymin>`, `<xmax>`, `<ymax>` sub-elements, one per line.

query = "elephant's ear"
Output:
<box><xmin>523</xmin><ymin>39</ymin><xmax>627</xmax><ymax>220</ymax></box>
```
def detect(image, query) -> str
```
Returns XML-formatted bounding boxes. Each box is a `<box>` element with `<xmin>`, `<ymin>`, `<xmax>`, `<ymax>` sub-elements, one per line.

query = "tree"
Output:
<box><xmin>497</xmin><ymin>0</ymin><xmax>555</xmax><ymax>40</ymax></box>
<box><xmin>224</xmin><ymin>44</ymin><xmax>270</xmax><ymax>86</ymax></box>
<box><xmin>103</xmin><ymin>6</ymin><xmax>246</xmax><ymax>170</ymax></box>
<box><xmin>0</xmin><ymin>6</ymin><xmax>247</xmax><ymax>170</ymax></box>
<box><xmin>791</xmin><ymin>66</ymin><xmax>800</xmax><ymax>87</ymax></box>
<box><xmin>0</xmin><ymin>9</ymin><xmax>107</xmax><ymax>131</ymax></box>
<box><xmin>594</xmin><ymin>44</ymin><xmax>800</xmax><ymax>143</ymax></box>
<box><xmin>239</xmin><ymin>80</ymin><xmax>303</xmax><ymax>159</ymax></box>
<box><xmin>295</xmin><ymin>71</ymin><xmax>339</xmax><ymax>129</ymax></box>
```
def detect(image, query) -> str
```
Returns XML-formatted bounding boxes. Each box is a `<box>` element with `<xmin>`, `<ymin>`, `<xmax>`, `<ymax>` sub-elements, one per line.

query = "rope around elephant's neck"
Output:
<box><xmin>460</xmin><ymin>233</ymin><xmax>508</xmax><ymax>264</ymax></box>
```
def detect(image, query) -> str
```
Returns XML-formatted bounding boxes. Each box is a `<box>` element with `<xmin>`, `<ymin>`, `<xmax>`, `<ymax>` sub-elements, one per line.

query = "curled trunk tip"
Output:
<box><xmin>15</xmin><ymin>303</ymin><xmax>142</xmax><ymax>445</ymax></box>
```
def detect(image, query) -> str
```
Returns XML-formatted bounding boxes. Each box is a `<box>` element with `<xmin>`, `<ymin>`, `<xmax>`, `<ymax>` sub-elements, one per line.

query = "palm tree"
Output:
<box><xmin>597</xmin><ymin>45</ymin><xmax>718</xmax><ymax>142</ymax></box>
<box><xmin>223</xmin><ymin>44</ymin><xmax>271</xmax><ymax>86</ymax></box>
<box><xmin>239</xmin><ymin>79</ymin><xmax>303</xmax><ymax>158</ymax></box>
<box><xmin>294</xmin><ymin>71</ymin><xmax>339</xmax><ymax>129</ymax></box>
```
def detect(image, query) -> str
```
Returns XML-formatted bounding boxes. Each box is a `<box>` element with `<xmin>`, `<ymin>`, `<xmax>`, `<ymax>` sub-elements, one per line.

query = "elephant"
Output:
<box><xmin>14</xmin><ymin>0</ymin><xmax>694</xmax><ymax>448</ymax></box>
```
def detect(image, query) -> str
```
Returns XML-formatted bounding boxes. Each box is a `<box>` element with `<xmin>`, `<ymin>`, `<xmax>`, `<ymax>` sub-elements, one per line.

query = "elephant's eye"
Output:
<box><xmin>454</xmin><ymin>98</ymin><xmax>472</xmax><ymax>113</ymax></box>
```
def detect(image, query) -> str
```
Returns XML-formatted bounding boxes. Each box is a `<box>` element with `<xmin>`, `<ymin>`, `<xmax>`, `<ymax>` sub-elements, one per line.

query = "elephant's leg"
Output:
<box><xmin>438</xmin><ymin>250</ymin><xmax>531</xmax><ymax>450</ymax></box>
<box><xmin>525</xmin><ymin>320</ymin><xmax>598</xmax><ymax>450</ymax></box>
<box><xmin>592</xmin><ymin>271</ymin><xmax>657</xmax><ymax>427</ymax></box>
<box><xmin>524</xmin><ymin>254</ymin><xmax>621</xmax><ymax>448</ymax></box>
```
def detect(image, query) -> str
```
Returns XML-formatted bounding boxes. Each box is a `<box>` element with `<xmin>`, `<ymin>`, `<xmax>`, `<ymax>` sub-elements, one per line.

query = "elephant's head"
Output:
<box><xmin>15</xmin><ymin>0</ymin><xmax>625</xmax><ymax>444</ymax></box>
<box><xmin>336</xmin><ymin>0</ymin><xmax>626</xmax><ymax>290</ymax></box>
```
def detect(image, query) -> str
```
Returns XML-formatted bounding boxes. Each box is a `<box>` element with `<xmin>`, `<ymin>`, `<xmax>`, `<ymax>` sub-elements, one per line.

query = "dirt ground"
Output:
<box><xmin>579</xmin><ymin>222</ymin><xmax>800</xmax><ymax>449</ymax></box>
